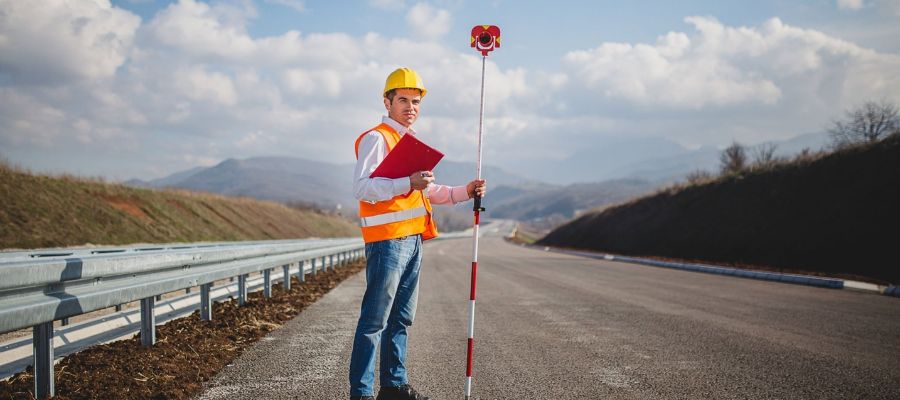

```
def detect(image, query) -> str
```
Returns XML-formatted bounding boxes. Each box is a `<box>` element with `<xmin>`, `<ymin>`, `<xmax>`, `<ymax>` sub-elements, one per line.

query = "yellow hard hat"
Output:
<box><xmin>383</xmin><ymin>67</ymin><xmax>427</xmax><ymax>98</ymax></box>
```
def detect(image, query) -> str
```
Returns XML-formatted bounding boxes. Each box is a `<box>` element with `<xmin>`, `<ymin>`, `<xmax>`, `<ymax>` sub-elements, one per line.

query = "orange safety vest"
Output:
<box><xmin>355</xmin><ymin>123</ymin><xmax>439</xmax><ymax>243</ymax></box>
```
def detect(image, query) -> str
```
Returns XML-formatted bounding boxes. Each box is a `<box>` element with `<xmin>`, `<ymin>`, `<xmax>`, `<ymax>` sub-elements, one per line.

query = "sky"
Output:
<box><xmin>1</xmin><ymin>0</ymin><xmax>899</xmax><ymax>181</ymax></box>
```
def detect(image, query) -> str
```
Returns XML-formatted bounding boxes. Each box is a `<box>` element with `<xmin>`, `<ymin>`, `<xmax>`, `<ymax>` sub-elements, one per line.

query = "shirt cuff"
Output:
<box><xmin>451</xmin><ymin>185</ymin><xmax>469</xmax><ymax>204</ymax></box>
<box><xmin>392</xmin><ymin>177</ymin><xmax>411</xmax><ymax>196</ymax></box>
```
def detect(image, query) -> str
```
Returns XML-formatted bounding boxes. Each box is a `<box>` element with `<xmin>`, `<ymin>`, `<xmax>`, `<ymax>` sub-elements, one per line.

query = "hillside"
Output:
<box><xmin>0</xmin><ymin>164</ymin><xmax>358</xmax><ymax>249</ymax></box>
<box><xmin>486</xmin><ymin>179</ymin><xmax>657</xmax><ymax>222</ymax></box>
<box><xmin>539</xmin><ymin>134</ymin><xmax>900</xmax><ymax>284</ymax></box>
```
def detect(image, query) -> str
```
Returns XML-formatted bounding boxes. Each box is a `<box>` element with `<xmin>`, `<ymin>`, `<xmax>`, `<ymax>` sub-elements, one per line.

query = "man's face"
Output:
<box><xmin>384</xmin><ymin>88</ymin><xmax>422</xmax><ymax>127</ymax></box>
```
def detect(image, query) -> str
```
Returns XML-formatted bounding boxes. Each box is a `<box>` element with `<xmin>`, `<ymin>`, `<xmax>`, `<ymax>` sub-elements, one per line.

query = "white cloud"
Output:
<box><xmin>265</xmin><ymin>0</ymin><xmax>306</xmax><ymax>12</ymax></box>
<box><xmin>876</xmin><ymin>0</ymin><xmax>900</xmax><ymax>15</ymax></box>
<box><xmin>3</xmin><ymin>0</ymin><xmax>899</xmax><ymax>182</ymax></box>
<box><xmin>145</xmin><ymin>1</ymin><xmax>362</xmax><ymax>68</ymax></box>
<box><xmin>0</xmin><ymin>88</ymin><xmax>66</xmax><ymax>147</ymax></box>
<box><xmin>145</xmin><ymin>0</ymin><xmax>257</xmax><ymax>60</ymax></box>
<box><xmin>406</xmin><ymin>3</ymin><xmax>451</xmax><ymax>40</ymax></box>
<box><xmin>282</xmin><ymin>68</ymin><xmax>343</xmax><ymax>98</ymax></box>
<box><xmin>0</xmin><ymin>0</ymin><xmax>140</xmax><ymax>84</ymax></box>
<box><xmin>369</xmin><ymin>0</ymin><xmax>406</xmax><ymax>9</ymax></box>
<box><xmin>838</xmin><ymin>0</ymin><xmax>865</xmax><ymax>10</ymax></box>
<box><xmin>178</xmin><ymin>67</ymin><xmax>239</xmax><ymax>106</ymax></box>
<box><xmin>838</xmin><ymin>0</ymin><xmax>900</xmax><ymax>15</ymax></box>
<box><xmin>563</xmin><ymin>16</ymin><xmax>899</xmax><ymax>110</ymax></box>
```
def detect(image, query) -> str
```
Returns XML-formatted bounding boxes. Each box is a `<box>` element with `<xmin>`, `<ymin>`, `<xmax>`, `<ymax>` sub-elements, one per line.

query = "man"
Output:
<box><xmin>349</xmin><ymin>67</ymin><xmax>487</xmax><ymax>400</ymax></box>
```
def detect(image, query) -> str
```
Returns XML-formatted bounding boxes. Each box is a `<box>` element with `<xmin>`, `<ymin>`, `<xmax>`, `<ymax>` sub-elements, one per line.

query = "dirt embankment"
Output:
<box><xmin>539</xmin><ymin>135</ymin><xmax>900</xmax><ymax>284</ymax></box>
<box><xmin>0</xmin><ymin>165</ymin><xmax>358</xmax><ymax>249</ymax></box>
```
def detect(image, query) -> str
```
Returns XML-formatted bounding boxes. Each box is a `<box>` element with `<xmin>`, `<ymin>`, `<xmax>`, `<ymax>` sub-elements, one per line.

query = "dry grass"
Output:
<box><xmin>0</xmin><ymin>164</ymin><xmax>358</xmax><ymax>249</ymax></box>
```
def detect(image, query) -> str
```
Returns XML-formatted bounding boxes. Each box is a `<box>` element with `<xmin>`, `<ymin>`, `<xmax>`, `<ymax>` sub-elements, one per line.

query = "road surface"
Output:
<box><xmin>197</xmin><ymin>235</ymin><xmax>900</xmax><ymax>399</ymax></box>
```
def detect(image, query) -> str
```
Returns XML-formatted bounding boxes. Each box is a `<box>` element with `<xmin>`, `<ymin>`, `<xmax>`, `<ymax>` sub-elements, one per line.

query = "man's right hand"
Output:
<box><xmin>409</xmin><ymin>170</ymin><xmax>434</xmax><ymax>190</ymax></box>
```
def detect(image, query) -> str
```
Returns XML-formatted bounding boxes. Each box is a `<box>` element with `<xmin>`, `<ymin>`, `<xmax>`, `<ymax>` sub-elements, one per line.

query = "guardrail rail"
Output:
<box><xmin>0</xmin><ymin>238</ymin><xmax>366</xmax><ymax>399</ymax></box>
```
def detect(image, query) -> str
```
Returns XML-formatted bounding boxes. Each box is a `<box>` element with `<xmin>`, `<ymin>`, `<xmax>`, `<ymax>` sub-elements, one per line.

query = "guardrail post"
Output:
<box><xmin>298</xmin><ymin>260</ymin><xmax>306</xmax><ymax>283</ymax></box>
<box><xmin>185</xmin><ymin>287</ymin><xmax>192</xmax><ymax>294</ymax></box>
<box><xmin>140</xmin><ymin>297</ymin><xmax>156</xmax><ymax>347</ymax></box>
<box><xmin>155</xmin><ymin>294</ymin><xmax>162</xmax><ymax>301</ymax></box>
<box><xmin>61</xmin><ymin>317</ymin><xmax>69</xmax><ymax>326</ymax></box>
<box><xmin>312</xmin><ymin>258</ymin><xmax>317</xmax><ymax>277</ymax></box>
<box><xmin>326</xmin><ymin>255</ymin><xmax>332</xmax><ymax>272</ymax></box>
<box><xmin>33</xmin><ymin>321</ymin><xmax>54</xmax><ymax>399</ymax></box>
<box><xmin>264</xmin><ymin>269</ymin><xmax>272</xmax><ymax>298</ymax></box>
<box><xmin>282</xmin><ymin>264</ymin><xmax>291</xmax><ymax>290</ymax></box>
<box><xmin>238</xmin><ymin>274</ymin><xmax>248</xmax><ymax>306</ymax></box>
<box><xmin>115</xmin><ymin>304</ymin><xmax>122</xmax><ymax>312</ymax></box>
<box><xmin>200</xmin><ymin>283</ymin><xmax>212</xmax><ymax>321</ymax></box>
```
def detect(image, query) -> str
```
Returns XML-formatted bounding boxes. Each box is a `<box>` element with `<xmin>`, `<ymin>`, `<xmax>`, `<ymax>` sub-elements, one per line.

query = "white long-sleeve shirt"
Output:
<box><xmin>354</xmin><ymin>116</ymin><xmax>470</xmax><ymax>205</ymax></box>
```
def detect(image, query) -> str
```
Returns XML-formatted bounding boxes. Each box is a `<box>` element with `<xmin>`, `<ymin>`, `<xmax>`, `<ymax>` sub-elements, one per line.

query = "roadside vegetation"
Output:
<box><xmin>509</xmin><ymin>222</ymin><xmax>551</xmax><ymax>246</ymax></box>
<box><xmin>540</xmin><ymin>100</ymin><xmax>900</xmax><ymax>284</ymax></box>
<box><xmin>0</xmin><ymin>163</ymin><xmax>358</xmax><ymax>249</ymax></box>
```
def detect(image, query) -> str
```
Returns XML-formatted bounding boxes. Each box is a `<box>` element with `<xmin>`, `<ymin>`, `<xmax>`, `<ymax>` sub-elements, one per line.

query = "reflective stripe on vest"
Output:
<box><xmin>355</xmin><ymin>123</ymin><xmax>439</xmax><ymax>243</ymax></box>
<box><xmin>359</xmin><ymin>206</ymin><xmax>428</xmax><ymax>228</ymax></box>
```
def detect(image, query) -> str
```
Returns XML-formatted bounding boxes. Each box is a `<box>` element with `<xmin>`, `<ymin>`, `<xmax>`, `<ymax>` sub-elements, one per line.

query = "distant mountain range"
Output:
<box><xmin>509</xmin><ymin>132</ymin><xmax>831</xmax><ymax>184</ymax></box>
<box><xmin>126</xmin><ymin>157</ymin><xmax>540</xmax><ymax>212</ymax></box>
<box><xmin>486</xmin><ymin>179</ymin><xmax>657</xmax><ymax>221</ymax></box>
<box><xmin>126</xmin><ymin>132</ymin><xmax>829</xmax><ymax>226</ymax></box>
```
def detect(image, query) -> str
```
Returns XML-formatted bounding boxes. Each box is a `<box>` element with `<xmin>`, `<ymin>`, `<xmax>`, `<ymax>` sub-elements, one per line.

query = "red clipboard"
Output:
<box><xmin>370</xmin><ymin>134</ymin><xmax>444</xmax><ymax>179</ymax></box>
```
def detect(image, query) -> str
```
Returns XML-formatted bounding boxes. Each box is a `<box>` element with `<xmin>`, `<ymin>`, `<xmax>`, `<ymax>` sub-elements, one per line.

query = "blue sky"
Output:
<box><xmin>1</xmin><ymin>0</ymin><xmax>899</xmax><ymax>181</ymax></box>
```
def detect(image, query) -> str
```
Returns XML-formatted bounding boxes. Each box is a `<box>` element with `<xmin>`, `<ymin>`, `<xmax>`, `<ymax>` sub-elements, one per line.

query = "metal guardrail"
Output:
<box><xmin>0</xmin><ymin>238</ymin><xmax>365</xmax><ymax>399</ymax></box>
<box><xmin>0</xmin><ymin>238</ymin><xmax>342</xmax><ymax>262</ymax></box>
<box><xmin>885</xmin><ymin>286</ymin><xmax>900</xmax><ymax>297</ymax></box>
<box><xmin>0</xmin><ymin>264</ymin><xmax>305</xmax><ymax>379</ymax></box>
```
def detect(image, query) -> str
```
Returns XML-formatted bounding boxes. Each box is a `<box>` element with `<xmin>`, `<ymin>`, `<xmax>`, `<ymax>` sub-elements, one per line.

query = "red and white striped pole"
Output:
<box><xmin>466</xmin><ymin>24</ymin><xmax>500</xmax><ymax>400</ymax></box>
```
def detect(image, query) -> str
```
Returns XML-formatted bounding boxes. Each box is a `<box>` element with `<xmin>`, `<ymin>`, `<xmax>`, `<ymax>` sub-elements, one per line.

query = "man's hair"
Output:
<box><xmin>384</xmin><ymin>88</ymin><xmax>422</xmax><ymax>103</ymax></box>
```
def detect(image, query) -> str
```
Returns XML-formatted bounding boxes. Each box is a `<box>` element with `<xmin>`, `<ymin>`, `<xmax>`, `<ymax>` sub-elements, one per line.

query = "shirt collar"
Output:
<box><xmin>382</xmin><ymin>116</ymin><xmax>416</xmax><ymax>136</ymax></box>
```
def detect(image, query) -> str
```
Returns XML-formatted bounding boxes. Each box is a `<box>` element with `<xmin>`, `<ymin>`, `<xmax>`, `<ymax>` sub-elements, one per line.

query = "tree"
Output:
<box><xmin>720</xmin><ymin>141</ymin><xmax>747</xmax><ymax>175</ymax></box>
<box><xmin>751</xmin><ymin>143</ymin><xmax>779</xmax><ymax>169</ymax></box>
<box><xmin>829</xmin><ymin>99</ymin><xmax>899</xmax><ymax>148</ymax></box>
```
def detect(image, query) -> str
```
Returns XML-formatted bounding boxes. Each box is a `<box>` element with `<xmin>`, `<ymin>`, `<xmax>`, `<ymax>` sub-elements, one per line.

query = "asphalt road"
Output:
<box><xmin>197</xmin><ymin>236</ymin><xmax>900</xmax><ymax>399</ymax></box>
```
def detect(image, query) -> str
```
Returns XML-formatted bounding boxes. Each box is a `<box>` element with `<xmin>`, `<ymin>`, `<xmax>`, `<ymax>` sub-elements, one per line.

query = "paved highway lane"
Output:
<box><xmin>198</xmin><ymin>236</ymin><xmax>900</xmax><ymax>399</ymax></box>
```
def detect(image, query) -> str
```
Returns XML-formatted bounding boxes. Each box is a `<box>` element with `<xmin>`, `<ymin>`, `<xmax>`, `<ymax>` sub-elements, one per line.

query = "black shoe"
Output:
<box><xmin>376</xmin><ymin>384</ymin><xmax>430</xmax><ymax>400</ymax></box>
<box><xmin>350</xmin><ymin>396</ymin><xmax>375</xmax><ymax>400</ymax></box>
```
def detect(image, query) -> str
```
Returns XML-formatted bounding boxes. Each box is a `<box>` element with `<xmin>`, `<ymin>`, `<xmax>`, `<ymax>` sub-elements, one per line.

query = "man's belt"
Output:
<box><xmin>359</xmin><ymin>207</ymin><xmax>428</xmax><ymax>227</ymax></box>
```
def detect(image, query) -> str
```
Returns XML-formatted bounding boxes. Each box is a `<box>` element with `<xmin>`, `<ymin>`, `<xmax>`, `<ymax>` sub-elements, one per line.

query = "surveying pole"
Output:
<box><xmin>465</xmin><ymin>24</ymin><xmax>500</xmax><ymax>400</ymax></box>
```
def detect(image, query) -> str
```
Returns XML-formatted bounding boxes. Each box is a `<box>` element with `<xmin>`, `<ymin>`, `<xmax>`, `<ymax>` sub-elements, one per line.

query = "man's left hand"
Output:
<box><xmin>467</xmin><ymin>179</ymin><xmax>487</xmax><ymax>199</ymax></box>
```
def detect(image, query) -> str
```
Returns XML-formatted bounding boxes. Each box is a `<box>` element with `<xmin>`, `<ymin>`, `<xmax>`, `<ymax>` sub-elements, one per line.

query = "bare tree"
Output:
<box><xmin>829</xmin><ymin>99</ymin><xmax>899</xmax><ymax>148</ymax></box>
<box><xmin>751</xmin><ymin>143</ymin><xmax>779</xmax><ymax>169</ymax></box>
<box><xmin>720</xmin><ymin>141</ymin><xmax>747</xmax><ymax>175</ymax></box>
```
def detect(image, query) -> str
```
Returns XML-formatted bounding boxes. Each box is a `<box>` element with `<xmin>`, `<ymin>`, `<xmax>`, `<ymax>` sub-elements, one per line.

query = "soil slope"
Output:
<box><xmin>539</xmin><ymin>135</ymin><xmax>900</xmax><ymax>284</ymax></box>
<box><xmin>0</xmin><ymin>165</ymin><xmax>357</xmax><ymax>249</ymax></box>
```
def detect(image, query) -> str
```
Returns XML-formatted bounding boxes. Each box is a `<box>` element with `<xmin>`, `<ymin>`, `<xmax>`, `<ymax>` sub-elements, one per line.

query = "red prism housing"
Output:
<box><xmin>470</xmin><ymin>25</ymin><xmax>501</xmax><ymax>56</ymax></box>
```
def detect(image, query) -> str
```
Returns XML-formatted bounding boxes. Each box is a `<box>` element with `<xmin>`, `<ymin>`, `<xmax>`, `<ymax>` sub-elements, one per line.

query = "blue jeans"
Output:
<box><xmin>349</xmin><ymin>235</ymin><xmax>423</xmax><ymax>397</ymax></box>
